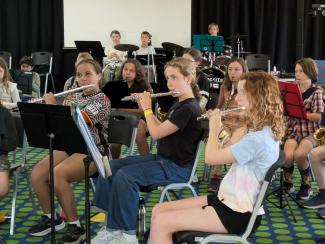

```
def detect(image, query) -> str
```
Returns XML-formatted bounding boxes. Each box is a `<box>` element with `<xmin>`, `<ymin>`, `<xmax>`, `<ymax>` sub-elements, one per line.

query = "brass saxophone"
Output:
<box><xmin>314</xmin><ymin>128</ymin><xmax>325</xmax><ymax>145</ymax></box>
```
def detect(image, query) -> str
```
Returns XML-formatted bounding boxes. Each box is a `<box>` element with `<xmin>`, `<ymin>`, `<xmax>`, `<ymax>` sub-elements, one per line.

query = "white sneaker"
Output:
<box><xmin>91</xmin><ymin>226</ymin><xmax>121</xmax><ymax>244</ymax></box>
<box><xmin>109</xmin><ymin>233</ymin><xmax>139</xmax><ymax>244</ymax></box>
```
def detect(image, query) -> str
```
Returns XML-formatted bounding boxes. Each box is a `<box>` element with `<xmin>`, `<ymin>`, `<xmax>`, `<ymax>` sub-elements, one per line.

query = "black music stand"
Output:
<box><xmin>102</xmin><ymin>80</ymin><xmax>135</xmax><ymax>108</ymax></box>
<box><xmin>10</xmin><ymin>70</ymin><xmax>33</xmax><ymax>96</ymax></box>
<box><xmin>75</xmin><ymin>40</ymin><xmax>106</xmax><ymax>64</ymax></box>
<box><xmin>278</xmin><ymin>81</ymin><xmax>307</xmax><ymax>119</ymax></box>
<box><xmin>17</xmin><ymin>102</ymin><xmax>110</xmax><ymax>244</ymax></box>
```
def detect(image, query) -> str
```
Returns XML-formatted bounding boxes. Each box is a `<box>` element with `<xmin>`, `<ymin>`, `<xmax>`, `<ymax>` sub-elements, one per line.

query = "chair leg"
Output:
<box><xmin>10</xmin><ymin>168</ymin><xmax>20</xmax><ymax>235</ymax></box>
<box><xmin>50</xmin><ymin>73</ymin><xmax>55</xmax><ymax>93</ymax></box>
<box><xmin>44</xmin><ymin>74</ymin><xmax>49</xmax><ymax>94</ymax></box>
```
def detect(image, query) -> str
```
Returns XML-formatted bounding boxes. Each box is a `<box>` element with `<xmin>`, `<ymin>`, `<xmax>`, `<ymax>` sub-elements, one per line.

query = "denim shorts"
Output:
<box><xmin>0</xmin><ymin>154</ymin><xmax>10</xmax><ymax>172</ymax></box>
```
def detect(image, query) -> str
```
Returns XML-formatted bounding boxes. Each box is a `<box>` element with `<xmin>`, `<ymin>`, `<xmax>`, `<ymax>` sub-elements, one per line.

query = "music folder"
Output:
<box><xmin>278</xmin><ymin>80</ymin><xmax>307</xmax><ymax>119</ymax></box>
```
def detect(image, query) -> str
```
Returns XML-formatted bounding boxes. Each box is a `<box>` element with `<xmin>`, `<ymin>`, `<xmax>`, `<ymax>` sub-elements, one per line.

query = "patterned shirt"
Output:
<box><xmin>63</xmin><ymin>91</ymin><xmax>111</xmax><ymax>154</ymax></box>
<box><xmin>286</xmin><ymin>85</ymin><xmax>324</xmax><ymax>142</ymax></box>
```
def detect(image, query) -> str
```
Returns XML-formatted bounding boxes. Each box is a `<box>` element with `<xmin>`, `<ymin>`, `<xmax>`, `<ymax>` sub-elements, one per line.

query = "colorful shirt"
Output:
<box><xmin>218</xmin><ymin>127</ymin><xmax>279</xmax><ymax>213</ymax></box>
<box><xmin>63</xmin><ymin>91</ymin><xmax>111</xmax><ymax>154</ymax></box>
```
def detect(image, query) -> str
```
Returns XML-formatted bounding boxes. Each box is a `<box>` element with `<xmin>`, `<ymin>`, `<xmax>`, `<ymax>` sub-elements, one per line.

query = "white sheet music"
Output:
<box><xmin>71</xmin><ymin>107</ymin><xmax>111</xmax><ymax>178</ymax></box>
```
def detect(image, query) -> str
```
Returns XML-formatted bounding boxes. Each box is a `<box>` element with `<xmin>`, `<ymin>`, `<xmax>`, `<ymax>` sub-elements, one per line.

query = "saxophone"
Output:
<box><xmin>314</xmin><ymin>128</ymin><xmax>325</xmax><ymax>145</ymax></box>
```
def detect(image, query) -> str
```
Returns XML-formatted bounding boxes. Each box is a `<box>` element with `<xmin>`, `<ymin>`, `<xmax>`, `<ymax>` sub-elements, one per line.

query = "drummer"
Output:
<box><xmin>135</xmin><ymin>31</ymin><xmax>156</xmax><ymax>55</ymax></box>
<box><xmin>208</xmin><ymin>22</ymin><xmax>220</xmax><ymax>36</ymax></box>
<box><xmin>104</xmin><ymin>30</ymin><xmax>126</xmax><ymax>63</ymax></box>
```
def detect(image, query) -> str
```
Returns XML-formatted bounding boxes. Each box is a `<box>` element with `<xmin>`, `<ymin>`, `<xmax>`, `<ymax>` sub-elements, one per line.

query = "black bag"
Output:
<box><xmin>0</xmin><ymin>106</ymin><xmax>17</xmax><ymax>152</ymax></box>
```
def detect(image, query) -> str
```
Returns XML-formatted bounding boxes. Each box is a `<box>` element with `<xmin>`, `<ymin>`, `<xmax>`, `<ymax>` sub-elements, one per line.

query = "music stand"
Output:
<box><xmin>278</xmin><ymin>80</ymin><xmax>307</xmax><ymax>119</ymax></box>
<box><xmin>10</xmin><ymin>70</ymin><xmax>33</xmax><ymax>96</ymax></box>
<box><xmin>74</xmin><ymin>40</ymin><xmax>106</xmax><ymax>64</ymax></box>
<box><xmin>102</xmin><ymin>80</ymin><xmax>135</xmax><ymax>108</ymax></box>
<box><xmin>17</xmin><ymin>102</ymin><xmax>110</xmax><ymax>244</ymax></box>
<box><xmin>193</xmin><ymin>35</ymin><xmax>224</xmax><ymax>54</ymax></box>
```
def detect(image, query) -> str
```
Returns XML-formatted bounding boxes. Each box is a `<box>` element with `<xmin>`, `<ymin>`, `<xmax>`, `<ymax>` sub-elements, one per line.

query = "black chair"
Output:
<box><xmin>31</xmin><ymin>51</ymin><xmax>54</xmax><ymax>94</ymax></box>
<box><xmin>0</xmin><ymin>51</ymin><xmax>12</xmax><ymax>69</ymax></box>
<box><xmin>174</xmin><ymin>151</ymin><xmax>286</xmax><ymax>244</ymax></box>
<box><xmin>246</xmin><ymin>54</ymin><xmax>270</xmax><ymax>72</ymax></box>
<box><xmin>107</xmin><ymin>110</ymin><xmax>140</xmax><ymax>157</ymax></box>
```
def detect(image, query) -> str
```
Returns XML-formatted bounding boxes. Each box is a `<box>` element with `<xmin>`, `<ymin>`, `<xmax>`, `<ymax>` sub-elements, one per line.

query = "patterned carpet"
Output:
<box><xmin>0</xmin><ymin>146</ymin><xmax>324</xmax><ymax>243</ymax></box>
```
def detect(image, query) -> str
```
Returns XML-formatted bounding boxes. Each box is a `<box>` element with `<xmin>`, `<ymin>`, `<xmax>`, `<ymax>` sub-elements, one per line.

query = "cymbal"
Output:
<box><xmin>226</xmin><ymin>34</ymin><xmax>248</xmax><ymax>41</ymax></box>
<box><xmin>115</xmin><ymin>44</ymin><xmax>139</xmax><ymax>52</ymax></box>
<box><xmin>161</xmin><ymin>42</ymin><xmax>184</xmax><ymax>56</ymax></box>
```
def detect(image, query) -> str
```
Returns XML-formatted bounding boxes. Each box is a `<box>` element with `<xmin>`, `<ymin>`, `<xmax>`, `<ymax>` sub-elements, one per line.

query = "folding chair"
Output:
<box><xmin>246</xmin><ymin>54</ymin><xmax>270</xmax><ymax>72</ymax></box>
<box><xmin>31</xmin><ymin>51</ymin><xmax>54</xmax><ymax>94</ymax></box>
<box><xmin>174</xmin><ymin>151</ymin><xmax>286</xmax><ymax>244</ymax></box>
<box><xmin>0</xmin><ymin>51</ymin><xmax>12</xmax><ymax>69</ymax></box>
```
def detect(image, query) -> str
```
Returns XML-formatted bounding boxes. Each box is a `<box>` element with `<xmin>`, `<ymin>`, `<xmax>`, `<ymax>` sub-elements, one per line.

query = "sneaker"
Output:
<box><xmin>110</xmin><ymin>233</ymin><xmax>139</xmax><ymax>244</ymax></box>
<box><xmin>296</xmin><ymin>184</ymin><xmax>313</xmax><ymax>200</ymax></box>
<box><xmin>303</xmin><ymin>193</ymin><xmax>325</xmax><ymax>209</ymax></box>
<box><xmin>91</xmin><ymin>226</ymin><xmax>121</xmax><ymax>244</ymax></box>
<box><xmin>317</xmin><ymin>208</ymin><xmax>325</xmax><ymax>219</ymax></box>
<box><xmin>283</xmin><ymin>181</ymin><xmax>295</xmax><ymax>194</ymax></box>
<box><xmin>61</xmin><ymin>224</ymin><xmax>85</xmax><ymax>244</ymax></box>
<box><xmin>29</xmin><ymin>214</ymin><xmax>65</xmax><ymax>236</ymax></box>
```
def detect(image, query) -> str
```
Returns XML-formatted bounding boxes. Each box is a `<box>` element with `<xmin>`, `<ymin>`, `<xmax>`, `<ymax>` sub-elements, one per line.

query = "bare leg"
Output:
<box><xmin>54</xmin><ymin>153</ymin><xmax>97</xmax><ymax>221</ymax></box>
<box><xmin>310</xmin><ymin>145</ymin><xmax>325</xmax><ymax>189</ymax></box>
<box><xmin>150</xmin><ymin>196</ymin><xmax>226</xmax><ymax>244</ymax></box>
<box><xmin>283</xmin><ymin>139</ymin><xmax>298</xmax><ymax>183</ymax></box>
<box><xmin>0</xmin><ymin>172</ymin><xmax>9</xmax><ymax>200</ymax></box>
<box><xmin>30</xmin><ymin>151</ymin><xmax>69</xmax><ymax>213</ymax></box>
<box><xmin>136</xmin><ymin>119</ymin><xmax>149</xmax><ymax>156</ymax></box>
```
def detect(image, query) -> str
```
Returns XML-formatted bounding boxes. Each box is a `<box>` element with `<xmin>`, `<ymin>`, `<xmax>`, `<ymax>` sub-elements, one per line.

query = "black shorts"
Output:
<box><xmin>207</xmin><ymin>194</ymin><xmax>262</xmax><ymax>235</ymax></box>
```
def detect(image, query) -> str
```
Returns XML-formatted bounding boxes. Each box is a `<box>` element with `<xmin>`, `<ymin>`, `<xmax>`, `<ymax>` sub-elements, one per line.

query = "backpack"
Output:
<box><xmin>0</xmin><ymin>106</ymin><xmax>18</xmax><ymax>152</ymax></box>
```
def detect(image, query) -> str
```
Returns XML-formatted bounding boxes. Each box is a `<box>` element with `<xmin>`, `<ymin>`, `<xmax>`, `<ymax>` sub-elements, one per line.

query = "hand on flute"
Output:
<box><xmin>42</xmin><ymin>92</ymin><xmax>56</xmax><ymax>105</ymax></box>
<box><xmin>134</xmin><ymin>91</ymin><xmax>152</xmax><ymax>111</ymax></box>
<box><xmin>208</xmin><ymin>109</ymin><xmax>223</xmax><ymax>136</ymax></box>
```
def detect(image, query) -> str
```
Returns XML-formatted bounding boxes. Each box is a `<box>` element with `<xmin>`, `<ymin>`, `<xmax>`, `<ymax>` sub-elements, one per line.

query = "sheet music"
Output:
<box><xmin>71</xmin><ymin>107</ymin><xmax>112</xmax><ymax>178</ymax></box>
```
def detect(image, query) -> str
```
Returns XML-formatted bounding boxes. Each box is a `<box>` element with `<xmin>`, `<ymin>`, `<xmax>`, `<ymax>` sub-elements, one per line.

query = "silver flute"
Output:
<box><xmin>30</xmin><ymin>84</ymin><xmax>94</xmax><ymax>103</ymax></box>
<box><xmin>121</xmin><ymin>91</ymin><xmax>180</xmax><ymax>102</ymax></box>
<box><xmin>197</xmin><ymin>106</ymin><xmax>246</xmax><ymax>121</ymax></box>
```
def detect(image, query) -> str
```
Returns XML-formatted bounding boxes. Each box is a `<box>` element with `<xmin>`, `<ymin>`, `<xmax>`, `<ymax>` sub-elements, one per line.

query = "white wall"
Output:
<box><xmin>64</xmin><ymin>0</ymin><xmax>191</xmax><ymax>49</ymax></box>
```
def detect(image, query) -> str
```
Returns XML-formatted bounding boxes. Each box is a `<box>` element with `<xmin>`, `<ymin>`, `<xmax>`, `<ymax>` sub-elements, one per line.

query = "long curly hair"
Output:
<box><xmin>164</xmin><ymin>57</ymin><xmax>201</xmax><ymax>99</ymax></box>
<box><xmin>241</xmin><ymin>72</ymin><xmax>285</xmax><ymax>141</ymax></box>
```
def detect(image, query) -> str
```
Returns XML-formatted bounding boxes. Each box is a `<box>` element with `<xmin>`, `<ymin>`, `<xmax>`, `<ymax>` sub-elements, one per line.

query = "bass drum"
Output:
<box><xmin>200</xmin><ymin>67</ymin><xmax>225</xmax><ymax>110</ymax></box>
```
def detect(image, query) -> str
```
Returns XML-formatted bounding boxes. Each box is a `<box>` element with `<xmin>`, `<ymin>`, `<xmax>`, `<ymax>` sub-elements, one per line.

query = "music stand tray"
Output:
<box><xmin>193</xmin><ymin>35</ymin><xmax>224</xmax><ymax>53</ymax></box>
<box><xmin>278</xmin><ymin>81</ymin><xmax>307</xmax><ymax>119</ymax></box>
<box><xmin>74</xmin><ymin>40</ymin><xmax>106</xmax><ymax>62</ymax></box>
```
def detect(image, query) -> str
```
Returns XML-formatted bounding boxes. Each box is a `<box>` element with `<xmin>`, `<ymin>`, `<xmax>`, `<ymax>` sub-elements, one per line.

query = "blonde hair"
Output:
<box><xmin>241</xmin><ymin>71</ymin><xmax>285</xmax><ymax>141</ymax></box>
<box><xmin>164</xmin><ymin>57</ymin><xmax>201</xmax><ymax>99</ymax></box>
<box><xmin>75</xmin><ymin>52</ymin><xmax>93</xmax><ymax>67</ymax></box>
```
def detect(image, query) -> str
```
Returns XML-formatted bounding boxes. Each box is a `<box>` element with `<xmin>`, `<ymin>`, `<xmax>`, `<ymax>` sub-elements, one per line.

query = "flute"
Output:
<box><xmin>121</xmin><ymin>91</ymin><xmax>181</xmax><ymax>102</ymax></box>
<box><xmin>197</xmin><ymin>106</ymin><xmax>246</xmax><ymax>121</ymax></box>
<box><xmin>30</xmin><ymin>84</ymin><xmax>94</xmax><ymax>103</ymax></box>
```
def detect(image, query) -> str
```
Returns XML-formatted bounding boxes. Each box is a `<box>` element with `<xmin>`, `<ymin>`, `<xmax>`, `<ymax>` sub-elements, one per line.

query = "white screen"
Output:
<box><xmin>64</xmin><ymin>0</ymin><xmax>191</xmax><ymax>49</ymax></box>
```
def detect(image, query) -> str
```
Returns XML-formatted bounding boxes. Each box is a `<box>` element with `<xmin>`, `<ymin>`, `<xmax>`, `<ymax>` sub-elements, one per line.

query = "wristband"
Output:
<box><xmin>144</xmin><ymin>109</ymin><xmax>153</xmax><ymax>116</ymax></box>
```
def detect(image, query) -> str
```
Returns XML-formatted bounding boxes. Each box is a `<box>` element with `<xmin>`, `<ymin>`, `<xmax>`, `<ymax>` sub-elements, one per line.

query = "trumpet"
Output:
<box><xmin>314</xmin><ymin>128</ymin><xmax>325</xmax><ymax>145</ymax></box>
<box><xmin>30</xmin><ymin>85</ymin><xmax>94</xmax><ymax>103</ymax></box>
<box><xmin>121</xmin><ymin>91</ymin><xmax>181</xmax><ymax>102</ymax></box>
<box><xmin>197</xmin><ymin>106</ymin><xmax>246</xmax><ymax>121</ymax></box>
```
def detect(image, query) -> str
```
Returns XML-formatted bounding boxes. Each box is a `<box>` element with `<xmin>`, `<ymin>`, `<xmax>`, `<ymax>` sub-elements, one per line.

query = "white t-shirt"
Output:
<box><xmin>218</xmin><ymin>126</ymin><xmax>279</xmax><ymax>213</ymax></box>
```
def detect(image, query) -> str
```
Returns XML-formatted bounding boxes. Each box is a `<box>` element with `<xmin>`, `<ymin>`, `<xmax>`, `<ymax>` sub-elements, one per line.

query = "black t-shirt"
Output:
<box><xmin>157</xmin><ymin>98</ymin><xmax>202</xmax><ymax>166</ymax></box>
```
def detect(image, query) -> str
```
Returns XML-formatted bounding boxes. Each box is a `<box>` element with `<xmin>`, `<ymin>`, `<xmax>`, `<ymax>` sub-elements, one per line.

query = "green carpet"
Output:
<box><xmin>0</xmin><ymin>146</ymin><xmax>324</xmax><ymax>243</ymax></box>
